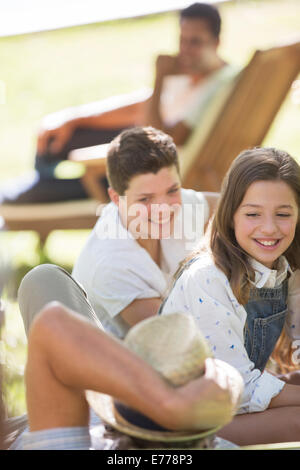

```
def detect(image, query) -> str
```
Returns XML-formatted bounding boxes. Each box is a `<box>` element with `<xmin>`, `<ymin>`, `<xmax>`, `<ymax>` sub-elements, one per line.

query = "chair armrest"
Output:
<box><xmin>69</xmin><ymin>143</ymin><xmax>109</xmax><ymax>166</ymax></box>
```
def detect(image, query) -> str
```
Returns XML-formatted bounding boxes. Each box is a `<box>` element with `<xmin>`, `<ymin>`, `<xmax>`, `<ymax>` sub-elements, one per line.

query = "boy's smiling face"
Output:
<box><xmin>233</xmin><ymin>180</ymin><xmax>299</xmax><ymax>269</ymax></box>
<box><xmin>109</xmin><ymin>165</ymin><xmax>182</xmax><ymax>239</ymax></box>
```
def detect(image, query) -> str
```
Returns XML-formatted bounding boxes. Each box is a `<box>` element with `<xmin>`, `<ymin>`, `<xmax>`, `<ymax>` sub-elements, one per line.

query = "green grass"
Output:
<box><xmin>1</xmin><ymin>0</ymin><xmax>300</xmax><ymax>418</ymax></box>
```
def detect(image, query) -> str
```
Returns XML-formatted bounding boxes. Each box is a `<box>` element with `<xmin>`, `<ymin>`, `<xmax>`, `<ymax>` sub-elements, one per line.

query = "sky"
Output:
<box><xmin>0</xmin><ymin>0</ymin><xmax>226</xmax><ymax>37</ymax></box>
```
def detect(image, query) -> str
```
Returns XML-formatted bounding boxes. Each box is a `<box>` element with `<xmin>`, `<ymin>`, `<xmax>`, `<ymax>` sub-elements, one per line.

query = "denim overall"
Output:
<box><xmin>243</xmin><ymin>278</ymin><xmax>288</xmax><ymax>372</ymax></box>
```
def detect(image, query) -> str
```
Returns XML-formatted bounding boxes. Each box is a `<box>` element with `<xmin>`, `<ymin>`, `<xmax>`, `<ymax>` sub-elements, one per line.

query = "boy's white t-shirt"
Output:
<box><xmin>72</xmin><ymin>188</ymin><xmax>209</xmax><ymax>338</ymax></box>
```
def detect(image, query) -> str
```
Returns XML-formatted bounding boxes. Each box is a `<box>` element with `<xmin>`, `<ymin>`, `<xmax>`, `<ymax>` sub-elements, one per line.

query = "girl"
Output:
<box><xmin>160</xmin><ymin>147</ymin><xmax>300</xmax><ymax>446</ymax></box>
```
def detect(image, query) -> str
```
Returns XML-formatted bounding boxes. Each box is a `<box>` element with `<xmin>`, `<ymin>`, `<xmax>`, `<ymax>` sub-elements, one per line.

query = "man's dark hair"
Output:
<box><xmin>180</xmin><ymin>2</ymin><xmax>221</xmax><ymax>38</ymax></box>
<box><xmin>107</xmin><ymin>127</ymin><xmax>180</xmax><ymax>195</ymax></box>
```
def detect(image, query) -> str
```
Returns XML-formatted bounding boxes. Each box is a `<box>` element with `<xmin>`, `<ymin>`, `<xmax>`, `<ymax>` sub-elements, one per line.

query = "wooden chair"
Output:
<box><xmin>70</xmin><ymin>144</ymin><xmax>109</xmax><ymax>201</ymax></box>
<box><xmin>68</xmin><ymin>39</ymin><xmax>300</xmax><ymax>198</ymax></box>
<box><xmin>0</xmin><ymin>199</ymin><xmax>100</xmax><ymax>245</ymax></box>
<box><xmin>180</xmin><ymin>39</ymin><xmax>300</xmax><ymax>192</ymax></box>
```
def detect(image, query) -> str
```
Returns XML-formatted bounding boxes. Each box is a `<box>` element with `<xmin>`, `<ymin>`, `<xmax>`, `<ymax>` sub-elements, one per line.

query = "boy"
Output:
<box><xmin>19</xmin><ymin>127</ymin><xmax>218</xmax><ymax>337</ymax></box>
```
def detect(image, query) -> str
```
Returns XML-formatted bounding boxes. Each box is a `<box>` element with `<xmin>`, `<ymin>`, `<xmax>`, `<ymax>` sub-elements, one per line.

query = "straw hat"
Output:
<box><xmin>86</xmin><ymin>313</ymin><xmax>222</xmax><ymax>443</ymax></box>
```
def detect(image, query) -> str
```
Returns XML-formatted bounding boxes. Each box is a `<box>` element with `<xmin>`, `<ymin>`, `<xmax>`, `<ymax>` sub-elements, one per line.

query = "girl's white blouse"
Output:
<box><xmin>161</xmin><ymin>253</ymin><xmax>300</xmax><ymax>414</ymax></box>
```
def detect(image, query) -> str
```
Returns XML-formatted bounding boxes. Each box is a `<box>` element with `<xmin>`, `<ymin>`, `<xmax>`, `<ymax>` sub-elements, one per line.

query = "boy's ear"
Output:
<box><xmin>108</xmin><ymin>187</ymin><xmax>120</xmax><ymax>205</ymax></box>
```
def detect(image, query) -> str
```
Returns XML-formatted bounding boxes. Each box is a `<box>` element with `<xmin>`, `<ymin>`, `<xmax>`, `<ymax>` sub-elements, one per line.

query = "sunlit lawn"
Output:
<box><xmin>1</xmin><ymin>0</ymin><xmax>300</xmax><ymax>418</ymax></box>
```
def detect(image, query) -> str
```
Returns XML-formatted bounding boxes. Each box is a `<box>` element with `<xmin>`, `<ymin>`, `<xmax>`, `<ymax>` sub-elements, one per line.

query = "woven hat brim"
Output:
<box><xmin>86</xmin><ymin>390</ymin><xmax>221</xmax><ymax>443</ymax></box>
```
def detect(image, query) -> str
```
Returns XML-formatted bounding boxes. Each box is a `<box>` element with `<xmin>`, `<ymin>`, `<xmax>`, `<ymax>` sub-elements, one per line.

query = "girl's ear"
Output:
<box><xmin>108</xmin><ymin>187</ymin><xmax>119</xmax><ymax>205</ymax></box>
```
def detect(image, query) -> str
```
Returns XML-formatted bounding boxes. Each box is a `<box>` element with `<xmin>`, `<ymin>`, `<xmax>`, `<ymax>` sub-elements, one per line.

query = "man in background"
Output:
<box><xmin>1</xmin><ymin>3</ymin><xmax>235</xmax><ymax>205</ymax></box>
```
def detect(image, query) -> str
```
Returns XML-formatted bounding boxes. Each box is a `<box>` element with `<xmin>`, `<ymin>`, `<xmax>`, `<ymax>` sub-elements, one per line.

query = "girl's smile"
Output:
<box><xmin>233</xmin><ymin>180</ymin><xmax>299</xmax><ymax>269</ymax></box>
<box><xmin>254</xmin><ymin>238</ymin><xmax>282</xmax><ymax>249</ymax></box>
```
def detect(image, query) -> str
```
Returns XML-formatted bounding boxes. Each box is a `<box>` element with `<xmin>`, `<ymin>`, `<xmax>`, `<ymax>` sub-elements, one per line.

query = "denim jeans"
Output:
<box><xmin>1</xmin><ymin>127</ymin><xmax>124</xmax><ymax>204</ymax></box>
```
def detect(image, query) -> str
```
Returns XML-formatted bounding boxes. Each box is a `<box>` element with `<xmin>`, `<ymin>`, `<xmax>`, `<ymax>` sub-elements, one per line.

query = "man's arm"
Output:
<box><xmin>37</xmin><ymin>96</ymin><xmax>149</xmax><ymax>155</ymax></box>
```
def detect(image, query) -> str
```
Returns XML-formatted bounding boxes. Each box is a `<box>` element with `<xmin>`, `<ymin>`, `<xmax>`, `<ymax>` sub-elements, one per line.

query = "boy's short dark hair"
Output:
<box><xmin>107</xmin><ymin>127</ymin><xmax>180</xmax><ymax>195</ymax></box>
<box><xmin>180</xmin><ymin>3</ymin><xmax>221</xmax><ymax>38</ymax></box>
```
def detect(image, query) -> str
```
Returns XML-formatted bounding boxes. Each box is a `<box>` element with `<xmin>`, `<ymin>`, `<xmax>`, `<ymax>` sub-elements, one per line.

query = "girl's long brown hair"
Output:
<box><xmin>195</xmin><ymin>148</ymin><xmax>300</xmax><ymax>372</ymax></box>
<box><xmin>211</xmin><ymin>148</ymin><xmax>300</xmax><ymax>298</ymax></box>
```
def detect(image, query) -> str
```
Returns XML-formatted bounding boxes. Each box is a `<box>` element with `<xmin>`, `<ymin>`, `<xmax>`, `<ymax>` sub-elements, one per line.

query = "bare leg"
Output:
<box><xmin>217</xmin><ymin>406</ymin><xmax>300</xmax><ymax>446</ymax></box>
<box><xmin>26</xmin><ymin>302</ymin><xmax>237</xmax><ymax>433</ymax></box>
